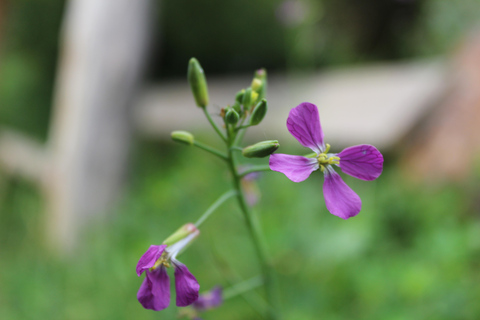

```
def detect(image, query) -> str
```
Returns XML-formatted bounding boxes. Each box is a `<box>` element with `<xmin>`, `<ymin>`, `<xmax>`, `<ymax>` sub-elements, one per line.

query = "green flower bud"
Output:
<box><xmin>163</xmin><ymin>223</ymin><xmax>199</xmax><ymax>246</ymax></box>
<box><xmin>232</xmin><ymin>101</ymin><xmax>242</xmax><ymax>114</ymax></box>
<box><xmin>188</xmin><ymin>58</ymin><xmax>209</xmax><ymax>108</ymax></box>
<box><xmin>242</xmin><ymin>140</ymin><xmax>279</xmax><ymax>158</ymax></box>
<box><xmin>171</xmin><ymin>130</ymin><xmax>194</xmax><ymax>146</ymax></box>
<box><xmin>235</xmin><ymin>89</ymin><xmax>245</xmax><ymax>104</ymax></box>
<box><xmin>249</xmin><ymin>99</ymin><xmax>267</xmax><ymax>126</ymax></box>
<box><xmin>225</xmin><ymin>108</ymin><xmax>240</xmax><ymax>125</ymax></box>
<box><xmin>242</xmin><ymin>87</ymin><xmax>252</xmax><ymax>110</ymax></box>
<box><xmin>253</xmin><ymin>68</ymin><xmax>267</xmax><ymax>100</ymax></box>
<box><xmin>251</xmin><ymin>79</ymin><xmax>262</xmax><ymax>92</ymax></box>
<box><xmin>250</xmin><ymin>91</ymin><xmax>259</xmax><ymax>105</ymax></box>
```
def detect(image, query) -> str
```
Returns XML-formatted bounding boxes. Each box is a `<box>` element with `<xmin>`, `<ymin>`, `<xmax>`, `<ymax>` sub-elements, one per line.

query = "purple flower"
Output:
<box><xmin>240</xmin><ymin>168</ymin><xmax>262</xmax><ymax>206</ymax></box>
<box><xmin>177</xmin><ymin>286</ymin><xmax>223</xmax><ymax>319</ymax></box>
<box><xmin>269</xmin><ymin>102</ymin><xmax>383</xmax><ymax>219</ymax></box>
<box><xmin>136</xmin><ymin>228</ymin><xmax>200</xmax><ymax>311</ymax></box>
<box><xmin>192</xmin><ymin>286</ymin><xmax>223</xmax><ymax>311</ymax></box>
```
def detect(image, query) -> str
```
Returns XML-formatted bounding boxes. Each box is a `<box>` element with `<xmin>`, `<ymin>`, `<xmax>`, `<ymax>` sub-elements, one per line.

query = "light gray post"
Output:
<box><xmin>45</xmin><ymin>0</ymin><xmax>152</xmax><ymax>252</ymax></box>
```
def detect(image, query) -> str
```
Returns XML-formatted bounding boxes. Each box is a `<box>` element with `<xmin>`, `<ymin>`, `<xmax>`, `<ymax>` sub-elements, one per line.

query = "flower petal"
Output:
<box><xmin>338</xmin><ymin>145</ymin><xmax>383</xmax><ymax>181</ymax></box>
<box><xmin>174</xmin><ymin>263</ymin><xmax>200</xmax><ymax>307</ymax></box>
<box><xmin>192</xmin><ymin>286</ymin><xmax>223</xmax><ymax>311</ymax></box>
<box><xmin>286</xmin><ymin>102</ymin><xmax>325</xmax><ymax>153</ymax></box>
<box><xmin>137</xmin><ymin>267</ymin><xmax>170</xmax><ymax>311</ymax></box>
<box><xmin>323</xmin><ymin>167</ymin><xmax>361</xmax><ymax>219</ymax></box>
<box><xmin>136</xmin><ymin>244</ymin><xmax>168</xmax><ymax>276</ymax></box>
<box><xmin>269</xmin><ymin>153</ymin><xmax>319</xmax><ymax>182</ymax></box>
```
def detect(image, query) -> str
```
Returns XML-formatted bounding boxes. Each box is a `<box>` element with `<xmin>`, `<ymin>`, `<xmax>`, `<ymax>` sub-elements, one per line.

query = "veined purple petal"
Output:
<box><xmin>286</xmin><ymin>102</ymin><xmax>325</xmax><ymax>153</ymax></box>
<box><xmin>269</xmin><ymin>153</ymin><xmax>319</xmax><ymax>182</ymax></box>
<box><xmin>192</xmin><ymin>286</ymin><xmax>223</xmax><ymax>311</ymax></box>
<box><xmin>338</xmin><ymin>145</ymin><xmax>383</xmax><ymax>181</ymax></box>
<box><xmin>137</xmin><ymin>267</ymin><xmax>170</xmax><ymax>311</ymax></box>
<box><xmin>174</xmin><ymin>263</ymin><xmax>200</xmax><ymax>307</ymax></box>
<box><xmin>136</xmin><ymin>244</ymin><xmax>168</xmax><ymax>276</ymax></box>
<box><xmin>323</xmin><ymin>167</ymin><xmax>361</xmax><ymax>219</ymax></box>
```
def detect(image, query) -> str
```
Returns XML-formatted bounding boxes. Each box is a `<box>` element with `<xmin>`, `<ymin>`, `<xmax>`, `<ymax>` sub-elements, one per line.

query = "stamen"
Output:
<box><xmin>324</xmin><ymin>144</ymin><xmax>331</xmax><ymax>153</ymax></box>
<box><xmin>150</xmin><ymin>252</ymin><xmax>171</xmax><ymax>270</ymax></box>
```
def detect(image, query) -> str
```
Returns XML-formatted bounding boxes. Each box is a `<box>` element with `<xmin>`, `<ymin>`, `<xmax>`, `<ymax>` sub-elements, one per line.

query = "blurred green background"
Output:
<box><xmin>1</xmin><ymin>0</ymin><xmax>480</xmax><ymax>319</ymax></box>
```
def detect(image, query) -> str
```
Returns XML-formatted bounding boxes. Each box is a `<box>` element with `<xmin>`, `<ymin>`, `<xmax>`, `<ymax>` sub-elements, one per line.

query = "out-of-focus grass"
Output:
<box><xmin>1</xmin><ymin>142</ymin><xmax>479</xmax><ymax>320</ymax></box>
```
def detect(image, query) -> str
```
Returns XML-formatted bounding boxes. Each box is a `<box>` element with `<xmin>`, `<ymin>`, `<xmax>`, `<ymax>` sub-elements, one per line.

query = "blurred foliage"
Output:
<box><xmin>1</xmin><ymin>142</ymin><xmax>480</xmax><ymax>319</ymax></box>
<box><xmin>0</xmin><ymin>0</ymin><xmax>65</xmax><ymax>140</ymax></box>
<box><xmin>1</xmin><ymin>0</ymin><xmax>479</xmax><ymax>139</ymax></box>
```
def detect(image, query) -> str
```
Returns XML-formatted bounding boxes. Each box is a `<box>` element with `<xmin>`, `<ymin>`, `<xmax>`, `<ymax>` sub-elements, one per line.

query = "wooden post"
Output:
<box><xmin>45</xmin><ymin>0</ymin><xmax>153</xmax><ymax>253</ymax></box>
<box><xmin>400</xmin><ymin>31</ymin><xmax>480</xmax><ymax>183</ymax></box>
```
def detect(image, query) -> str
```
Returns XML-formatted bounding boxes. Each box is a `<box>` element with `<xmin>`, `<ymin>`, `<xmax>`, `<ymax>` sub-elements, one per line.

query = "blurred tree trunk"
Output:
<box><xmin>45</xmin><ymin>0</ymin><xmax>153</xmax><ymax>253</ymax></box>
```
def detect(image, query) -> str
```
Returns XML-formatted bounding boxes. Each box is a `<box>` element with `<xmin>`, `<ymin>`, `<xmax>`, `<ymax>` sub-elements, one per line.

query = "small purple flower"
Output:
<box><xmin>192</xmin><ymin>286</ymin><xmax>223</xmax><ymax>311</ymax></box>
<box><xmin>177</xmin><ymin>286</ymin><xmax>223</xmax><ymax>319</ymax></box>
<box><xmin>136</xmin><ymin>227</ymin><xmax>200</xmax><ymax>311</ymax></box>
<box><xmin>240</xmin><ymin>168</ymin><xmax>262</xmax><ymax>206</ymax></box>
<box><xmin>269</xmin><ymin>102</ymin><xmax>383</xmax><ymax>219</ymax></box>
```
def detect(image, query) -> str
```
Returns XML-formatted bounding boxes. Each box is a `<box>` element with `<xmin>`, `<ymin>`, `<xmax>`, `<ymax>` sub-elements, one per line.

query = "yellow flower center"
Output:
<box><xmin>151</xmin><ymin>253</ymin><xmax>171</xmax><ymax>270</ymax></box>
<box><xmin>317</xmin><ymin>144</ymin><xmax>340</xmax><ymax>172</ymax></box>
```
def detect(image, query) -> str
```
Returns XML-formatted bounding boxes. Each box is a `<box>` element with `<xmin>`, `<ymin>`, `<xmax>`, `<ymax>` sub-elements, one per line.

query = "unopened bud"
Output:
<box><xmin>242</xmin><ymin>87</ymin><xmax>252</xmax><ymax>110</ymax></box>
<box><xmin>232</xmin><ymin>101</ymin><xmax>242</xmax><ymax>114</ymax></box>
<box><xmin>225</xmin><ymin>108</ymin><xmax>240</xmax><ymax>124</ymax></box>
<box><xmin>250</xmin><ymin>91</ymin><xmax>259</xmax><ymax>105</ymax></box>
<box><xmin>171</xmin><ymin>130</ymin><xmax>194</xmax><ymax>146</ymax></box>
<box><xmin>163</xmin><ymin>223</ymin><xmax>199</xmax><ymax>246</ymax></box>
<box><xmin>188</xmin><ymin>58</ymin><xmax>209</xmax><ymax>108</ymax></box>
<box><xmin>251</xmin><ymin>79</ymin><xmax>262</xmax><ymax>92</ymax></box>
<box><xmin>249</xmin><ymin>99</ymin><xmax>267</xmax><ymax>126</ymax></box>
<box><xmin>235</xmin><ymin>89</ymin><xmax>245</xmax><ymax>104</ymax></box>
<box><xmin>253</xmin><ymin>68</ymin><xmax>267</xmax><ymax>100</ymax></box>
<box><xmin>242</xmin><ymin>140</ymin><xmax>279</xmax><ymax>158</ymax></box>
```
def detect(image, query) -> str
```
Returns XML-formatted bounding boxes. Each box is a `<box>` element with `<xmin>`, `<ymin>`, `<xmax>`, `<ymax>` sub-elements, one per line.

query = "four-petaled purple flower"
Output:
<box><xmin>136</xmin><ymin>225</ymin><xmax>200</xmax><ymax>311</ymax></box>
<box><xmin>269</xmin><ymin>102</ymin><xmax>383</xmax><ymax>219</ymax></box>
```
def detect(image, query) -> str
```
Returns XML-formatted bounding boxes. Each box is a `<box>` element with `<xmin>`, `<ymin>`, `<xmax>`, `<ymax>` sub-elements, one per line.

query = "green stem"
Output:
<box><xmin>203</xmin><ymin>108</ymin><xmax>227</xmax><ymax>142</ymax></box>
<box><xmin>235</xmin><ymin>124</ymin><xmax>251</xmax><ymax>131</ymax></box>
<box><xmin>233</xmin><ymin>117</ymin><xmax>247</xmax><ymax>146</ymax></box>
<box><xmin>223</xmin><ymin>275</ymin><xmax>264</xmax><ymax>300</ymax></box>
<box><xmin>226</xmin><ymin>145</ymin><xmax>280</xmax><ymax>320</ymax></box>
<box><xmin>195</xmin><ymin>190</ymin><xmax>237</xmax><ymax>227</ymax></box>
<box><xmin>239</xmin><ymin>165</ymin><xmax>271</xmax><ymax>178</ymax></box>
<box><xmin>193</xmin><ymin>140</ymin><xmax>228</xmax><ymax>160</ymax></box>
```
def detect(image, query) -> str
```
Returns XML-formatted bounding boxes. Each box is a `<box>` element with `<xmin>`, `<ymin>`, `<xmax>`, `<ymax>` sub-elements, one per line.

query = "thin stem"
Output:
<box><xmin>210</xmin><ymin>243</ymin><xmax>269</xmax><ymax>318</ymax></box>
<box><xmin>233</xmin><ymin>117</ymin><xmax>247</xmax><ymax>146</ymax></box>
<box><xmin>226</xmin><ymin>145</ymin><xmax>280</xmax><ymax>320</ymax></box>
<box><xmin>203</xmin><ymin>108</ymin><xmax>227</xmax><ymax>142</ymax></box>
<box><xmin>239</xmin><ymin>165</ymin><xmax>271</xmax><ymax>178</ymax></box>
<box><xmin>193</xmin><ymin>140</ymin><xmax>228</xmax><ymax>160</ymax></box>
<box><xmin>235</xmin><ymin>124</ymin><xmax>251</xmax><ymax>131</ymax></box>
<box><xmin>195</xmin><ymin>190</ymin><xmax>237</xmax><ymax>227</ymax></box>
<box><xmin>223</xmin><ymin>275</ymin><xmax>264</xmax><ymax>300</ymax></box>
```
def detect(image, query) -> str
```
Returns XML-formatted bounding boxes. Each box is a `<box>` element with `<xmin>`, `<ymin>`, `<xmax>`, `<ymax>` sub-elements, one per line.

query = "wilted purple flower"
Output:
<box><xmin>269</xmin><ymin>102</ymin><xmax>383</xmax><ymax>219</ymax></box>
<box><xmin>136</xmin><ymin>225</ymin><xmax>200</xmax><ymax>311</ymax></box>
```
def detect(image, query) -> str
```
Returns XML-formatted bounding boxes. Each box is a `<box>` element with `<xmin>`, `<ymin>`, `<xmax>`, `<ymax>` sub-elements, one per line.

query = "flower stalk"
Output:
<box><xmin>163</xmin><ymin>58</ymin><xmax>280</xmax><ymax>318</ymax></box>
<box><xmin>226</xmin><ymin>130</ymin><xmax>280</xmax><ymax>320</ymax></box>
